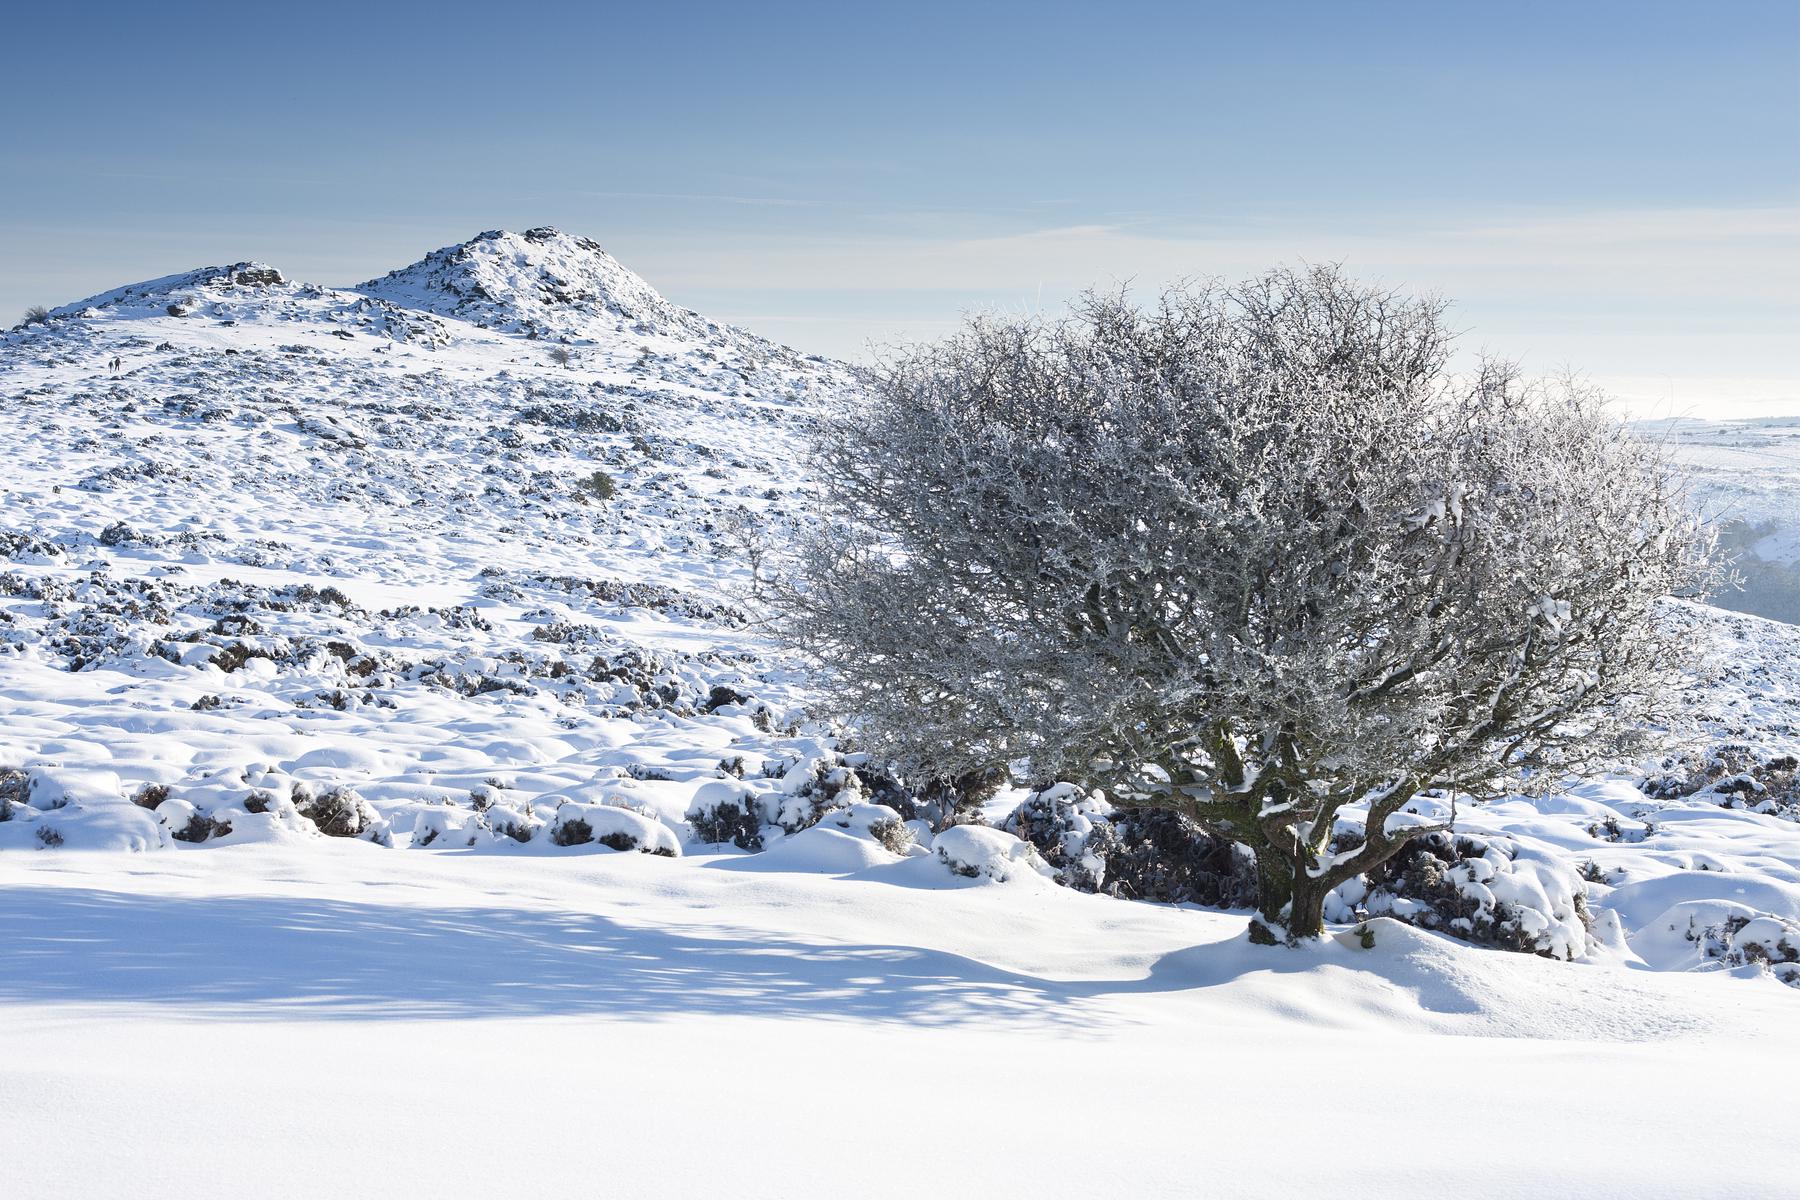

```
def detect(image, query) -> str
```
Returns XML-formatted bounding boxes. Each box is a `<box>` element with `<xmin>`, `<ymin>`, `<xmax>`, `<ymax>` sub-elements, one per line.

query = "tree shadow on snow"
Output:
<box><xmin>0</xmin><ymin>887</ymin><xmax>1507</xmax><ymax>1030</ymax></box>
<box><xmin>0</xmin><ymin>885</ymin><xmax>1115</xmax><ymax>1027</ymax></box>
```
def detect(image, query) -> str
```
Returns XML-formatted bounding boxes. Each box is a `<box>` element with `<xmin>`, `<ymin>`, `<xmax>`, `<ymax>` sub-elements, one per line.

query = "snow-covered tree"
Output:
<box><xmin>778</xmin><ymin>266</ymin><xmax>1720</xmax><ymax>942</ymax></box>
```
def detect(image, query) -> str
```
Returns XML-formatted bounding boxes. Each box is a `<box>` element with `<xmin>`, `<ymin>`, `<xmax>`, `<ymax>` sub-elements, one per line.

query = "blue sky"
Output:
<box><xmin>3</xmin><ymin>0</ymin><xmax>1795</xmax><ymax>414</ymax></box>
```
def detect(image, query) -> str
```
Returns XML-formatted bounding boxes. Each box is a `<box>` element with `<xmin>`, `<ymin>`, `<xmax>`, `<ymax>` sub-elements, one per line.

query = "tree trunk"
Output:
<box><xmin>1253</xmin><ymin>847</ymin><xmax>1292</xmax><ymax>929</ymax></box>
<box><xmin>1250</xmin><ymin>846</ymin><xmax>1328</xmax><ymax>943</ymax></box>
<box><xmin>1286</xmin><ymin>875</ymin><xmax>1329</xmax><ymax>941</ymax></box>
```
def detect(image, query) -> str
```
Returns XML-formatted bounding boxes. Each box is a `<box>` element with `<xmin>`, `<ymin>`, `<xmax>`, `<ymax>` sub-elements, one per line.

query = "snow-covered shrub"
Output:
<box><xmin>549</xmin><ymin>818</ymin><xmax>596</xmax><ymax>846</ymax></box>
<box><xmin>547</xmin><ymin>802</ymin><xmax>679</xmax><ymax>856</ymax></box>
<box><xmin>1642</xmin><ymin>743</ymin><xmax>1800</xmax><ymax>820</ymax></box>
<box><xmin>20</xmin><ymin>304</ymin><xmax>50</xmax><ymax>327</ymax></box>
<box><xmin>861</xmin><ymin>764</ymin><xmax>1004</xmax><ymax>833</ymax></box>
<box><xmin>408</xmin><ymin>805</ymin><xmax>486</xmax><ymax>849</ymax></box>
<box><xmin>934</xmin><ymin>824</ymin><xmax>1048</xmax><ymax>883</ymax></box>
<box><xmin>1587</xmin><ymin>815</ymin><xmax>1654</xmax><ymax>844</ymax></box>
<box><xmin>1003</xmin><ymin>785</ymin><xmax>1257</xmax><ymax>906</ymax></box>
<box><xmin>687</xmin><ymin>762</ymin><xmax>918</xmax><ymax>856</ymax></box>
<box><xmin>0</xmin><ymin>766</ymin><xmax>29</xmax><ymax>818</ymax></box>
<box><xmin>809</xmin><ymin>801</ymin><xmax>914</xmax><ymax>854</ymax></box>
<box><xmin>1336</xmin><ymin>831</ymin><xmax>1593</xmax><ymax>961</ymax></box>
<box><xmin>1002</xmin><ymin>784</ymin><xmax>1113</xmax><ymax>891</ymax></box>
<box><xmin>765</xmin><ymin>751</ymin><xmax>867</xmax><ymax>835</ymax></box>
<box><xmin>36</xmin><ymin>825</ymin><xmax>63</xmax><ymax>847</ymax></box>
<box><xmin>686</xmin><ymin>781</ymin><xmax>768</xmax><ymax>850</ymax></box>
<box><xmin>98</xmin><ymin>521</ymin><xmax>146</xmax><ymax>547</ymax></box>
<box><xmin>868</xmin><ymin>815</ymin><xmax>913</xmax><ymax>855</ymax></box>
<box><xmin>293</xmin><ymin>783</ymin><xmax>384</xmax><ymax>841</ymax></box>
<box><xmin>701</xmin><ymin>685</ymin><xmax>751</xmax><ymax>713</ymax></box>
<box><xmin>480</xmin><ymin>805</ymin><xmax>537</xmax><ymax>843</ymax></box>
<box><xmin>1100</xmin><ymin>809</ymin><xmax>1260</xmax><ymax>907</ymax></box>
<box><xmin>163</xmin><ymin>800</ymin><xmax>231</xmax><ymax>843</ymax></box>
<box><xmin>577</xmin><ymin>470</ymin><xmax>615</xmax><ymax>501</ymax></box>
<box><xmin>1638</xmin><ymin>901</ymin><xmax>1800</xmax><ymax>988</ymax></box>
<box><xmin>1689</xmin><ymin>912</ymin><xmax>1800</xmax><ymax>987</ymax></box>
<box><xmin>130</xmin><ymin>783</ymin><xmax>171</xmax><ymax>809</ymax></box>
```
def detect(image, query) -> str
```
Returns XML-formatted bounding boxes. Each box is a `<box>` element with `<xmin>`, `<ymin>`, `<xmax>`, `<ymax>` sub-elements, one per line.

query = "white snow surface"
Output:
<box><xmin>3</xmin><ymin>232</ymin><xmax>1798</xmax><ymax>1197</ymax></box>
<box><xmin>1655</xmin><ymin>414</ymin><xmax>1800</xmax><ymax>623</ymax></box>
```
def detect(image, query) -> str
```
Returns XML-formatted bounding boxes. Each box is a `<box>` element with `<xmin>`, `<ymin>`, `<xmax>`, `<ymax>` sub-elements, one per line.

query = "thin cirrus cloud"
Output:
<box><xmin>578</xmin><ymin>191</ymin><xmax>820</xmax><ymax>208</ymax></box>
<box><xmin>643</xmin><ymin>204</ymin><xmax>1798</xmax><ymax>418</ymax></box>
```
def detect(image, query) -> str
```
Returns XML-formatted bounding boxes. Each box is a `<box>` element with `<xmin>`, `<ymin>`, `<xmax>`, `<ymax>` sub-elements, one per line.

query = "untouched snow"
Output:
<box><xmin>3</xmin><ymin>230</ymin><xmax>1798</xmax><ymax>1197</ymax></box>
<box><xmin>4</xmin><ymin>847</ymin><xmax>1797</xmax><ymax>1199</ymax></box>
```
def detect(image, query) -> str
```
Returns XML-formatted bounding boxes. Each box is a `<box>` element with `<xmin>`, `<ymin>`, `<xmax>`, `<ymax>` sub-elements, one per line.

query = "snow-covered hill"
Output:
<box><xmin>1658</xmin><ymin>414</ymin><xmax>1800</xmax><ymax>623</ymax></box>
<box><xmin>3</xmin><ymin>232</ymin><xmax>1797</xmax><ymax>1198</ymax></box>
<box><xmin>355</xmin><ymin>226</ymin><xmax>777</xmax><ymax>351</ymax></box>
<box><xmin>2</xmin><ymin>230</ymin><xmax>849</xmax><ymax>854</ymax></box>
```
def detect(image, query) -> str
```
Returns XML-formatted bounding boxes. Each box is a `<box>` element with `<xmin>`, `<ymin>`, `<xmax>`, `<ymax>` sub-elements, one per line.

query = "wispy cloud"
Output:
<box><xmin>637</xmin><ymin>205</ymin><xmax>1798</xmax><ymax>415</ymax></box>
<box><xmin>643</xmin><ymin>205</ymin><xmax>1799</xmax><ymax>298</ymax></box>
<box><xmin>578</xmin><ymin>190</ymin><xmax>818</xmax><ymax>208</ymax></box>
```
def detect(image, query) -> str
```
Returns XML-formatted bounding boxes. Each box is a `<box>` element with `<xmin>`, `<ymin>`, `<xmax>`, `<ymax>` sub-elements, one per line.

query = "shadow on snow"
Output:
<box><xmin>0</xmin><ymin>884</ymin><xmax>1516</xmax><ymax>1030</ymax></box>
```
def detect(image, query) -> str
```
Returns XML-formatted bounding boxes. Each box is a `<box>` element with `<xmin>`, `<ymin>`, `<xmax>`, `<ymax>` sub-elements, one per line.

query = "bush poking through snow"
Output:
<box><xmin>1003</xmin><ymin>784</ymin><xmax>1113</xmax><ymax>889</ymax></box>
<box><xmin>483</xmin><ymin>808</ymin><xmax>536</xmax><ymax>843</ymax></box>
<box><xmin>1334</xmin><ymin>831</ymin><xmax>1594</xmax><ymax>961</ymax></box>
<box><xmin>0</xmin><ymin>767</ymin><xmax>29</xmax><ymax>818</ymax></box>
<box><xmin>862</xmin><ymin>764</ymin><xmax>1004</xmax><ymax>833</ymax></box>
<box><xmin>20</xmin><ymin>305</ymin><xmax>50</xmax><ymax>327</ymax></box>
<box><xmin>131</xmin><ymin>783</ymin><xmax>171</xmax><ymax>809</ymax></box>
<box><xmin>701</xmin><ymin>685</ymin><xmax>751</xmax><ymax>713</ymax></box>
<box><xmin>293</xmin><ymin>784</ymin><xmax>381</xmax><ymax>839</ymax></box>
<box><xmin>577</xmin><ymin>470</ymin><xmax>616</xmax><ymax>501</ymax></box>
<box><xmin>687</xmin><ymin>786</ymin><xmax>766</xmax><ymax>850</ymax></box>
<box><xmin>868</xmin><ymin>816</ymin><xmax>913</xmax><ymax>855</ymax></box>
<box><xmin>547</xmin><ymin>802</ymin><xmax>681</xmax><ymax>856</ymax></box>
<box><xmin>1003</xmin><ymin>785</ymin><xmax>1258</xmax><ymax>906</ymax></box>
<box><xmin>171</xmin><ymin>810</ymin><xmax>232</xmax><ymax>843</ymax></box>
<box><xmin>1691</xmin><ymin>913</ymin><xmax>1800</xmax><ymax>987</ymax></box>
<box><xmin>35</xmin><ymin>825</ymin><xmax>63</xmax><ymax>847</ymax></box>
<box><xmin>934</xmin><ymin>824</ymin><xmax>1048</xmax><ymax>883</ymax></box>
<box><xmin>550</xmin><ymin>817</ymin><xmax>594</xmax><ymax>847</ymax></box>
<box><xmin>807</xmin><ymin>801</ymin><xmax>914</xmax><ymax>854</ymax></box>
<box><xmin>1099</xmin><ymin>810</ymin><xmax>1260</xmax><ymax>907</ymax></box>
<box><xmin>1643</xmin><ymin>743</ymin><xmax>1800</xmax><ymax>820</ymax></box>
<box><xmin>1588</xmin><ymin>816</ymin><xmax>1654</xmax><ymax>844</ymax></box>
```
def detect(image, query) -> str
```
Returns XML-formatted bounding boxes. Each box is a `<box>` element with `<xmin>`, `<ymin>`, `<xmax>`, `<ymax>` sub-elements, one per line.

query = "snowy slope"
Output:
<box><xmin>1</xmin><ymin>233</ymin><xmax>847</xmax><ymax>860</ymax></box>
<box><xmin>3</xmin><ymin>232</ymin><xmax>1798</xmax><ymax>1197</ymax></box>
<box><xmin>354</xmin><ymin>226</ymin><xmax>781</xmax><ymax>352</ymax></box>
<box><xmin>1657</xmin><ymin>414</ymin><xmax>1800</xmax><ymax>623</ymax></box>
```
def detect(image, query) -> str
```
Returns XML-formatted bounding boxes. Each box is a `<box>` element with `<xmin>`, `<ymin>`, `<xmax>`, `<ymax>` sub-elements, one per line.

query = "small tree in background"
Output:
<box><xmin>21</xmin><ymin>305</ymin><xmax>50</xmax><ymax>327</ymax></box>
<box><xmin>549</xmin><ymin>346</ymin><xmax>573</xmax><ymax>368</ymax></box>
<box><xmin>778</xmin><ymin>266</ymin><xmax>1720</xmax><ymax>942</ymax></box>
